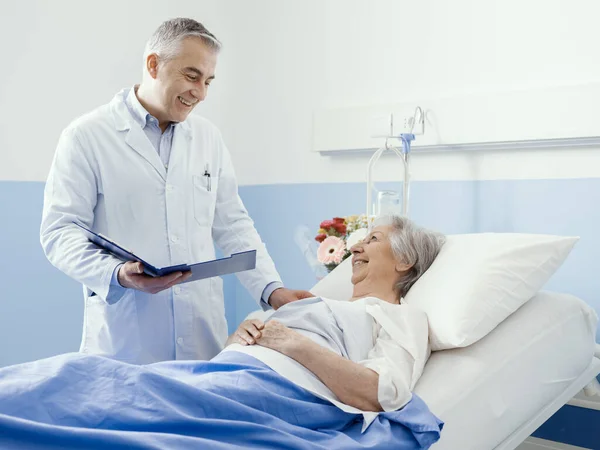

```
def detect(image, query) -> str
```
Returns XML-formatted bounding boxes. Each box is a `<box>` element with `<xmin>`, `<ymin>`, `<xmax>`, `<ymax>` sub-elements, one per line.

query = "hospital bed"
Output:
<box><xmin>414</xmin><ymin>290</ymin><xmax>600</xmax><ymax>450</ymax></box>
<box><xmin>247</xmin><ymin>264</ymin><xmax>600</xmax><ymax>449</ymax></box>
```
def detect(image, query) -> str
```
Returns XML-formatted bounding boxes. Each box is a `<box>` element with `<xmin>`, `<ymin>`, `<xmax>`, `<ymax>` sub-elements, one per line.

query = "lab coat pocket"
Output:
<box><xmin>82</xmin><ymin>290</ymin><xmax>141</xmax><ymax>362</ymax></box>
<box><xmin>192</xmin><ymin>174</ymin><xmax>217</xmax><ymax>227</ymax></box>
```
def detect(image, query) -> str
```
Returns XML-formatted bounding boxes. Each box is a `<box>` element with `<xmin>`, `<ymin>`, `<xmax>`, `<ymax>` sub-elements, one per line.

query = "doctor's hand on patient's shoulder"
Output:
<box><xmin>118</xmin><ymin>262</ymin><xmax>192</xmax><ymax>294</ymax></box>
<box><xmin>228</xmin><ymin>319</ymin><xmax>265</xmax><ymax>346</ymax></box>
<box><xmin>268</xmin><ymin>288</ymin><xmax>314</xmax><ymax>310</ymax></box>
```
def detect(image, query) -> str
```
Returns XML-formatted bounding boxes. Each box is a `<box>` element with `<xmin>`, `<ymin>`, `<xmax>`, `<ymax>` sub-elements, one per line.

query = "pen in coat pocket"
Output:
<box><xmin>204</xmin><ymin>164</ymin><xmax>211</xmax><ymax>191</ymax></box>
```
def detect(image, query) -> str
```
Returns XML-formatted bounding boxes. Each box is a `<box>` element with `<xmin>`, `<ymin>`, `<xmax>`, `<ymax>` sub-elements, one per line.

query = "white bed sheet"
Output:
<box><xmin>414</xmin><ymin>291</ymin><xmax>599</xmax><ymax>450</ymax></box>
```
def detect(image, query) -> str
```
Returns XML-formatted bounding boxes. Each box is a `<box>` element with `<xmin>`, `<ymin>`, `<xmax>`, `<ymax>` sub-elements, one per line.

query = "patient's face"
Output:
<box><xmin>350</xmin><ymin>225</ymin><xmax>405</xmax><ymax>293</ymax></box>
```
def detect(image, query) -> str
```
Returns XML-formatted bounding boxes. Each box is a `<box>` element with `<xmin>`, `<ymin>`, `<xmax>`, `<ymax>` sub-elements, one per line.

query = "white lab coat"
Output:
<box><xmin>40</xmin><ymin>88</ymin><xmax>282</xmax><ymax>364</ymax></box>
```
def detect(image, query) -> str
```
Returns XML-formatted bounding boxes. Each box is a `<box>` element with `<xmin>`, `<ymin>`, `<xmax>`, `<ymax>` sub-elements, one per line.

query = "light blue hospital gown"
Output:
<box><xmin>266</xmin><ymin>297</ymin><xmax>374</xmax><ymax>361</ymax></box>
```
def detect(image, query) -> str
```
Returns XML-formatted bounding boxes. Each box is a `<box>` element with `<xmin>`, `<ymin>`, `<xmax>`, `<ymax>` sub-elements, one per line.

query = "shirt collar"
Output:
<box><xmin>125</xmin><ymin>85</ymin><xmax>162</xmax><ymax>130</ymax></box>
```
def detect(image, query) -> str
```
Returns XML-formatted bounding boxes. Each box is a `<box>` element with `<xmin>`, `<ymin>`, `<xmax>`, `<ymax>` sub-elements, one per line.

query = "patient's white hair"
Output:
<box><xmin>144</xmin><ymin>18</ymin><xmax>221</xmax><ymax>64</ymax></box>
<box><xmin>373</xmin><ymin>215</ymin><xmax>445</xmax><ymax>299</ymax></box>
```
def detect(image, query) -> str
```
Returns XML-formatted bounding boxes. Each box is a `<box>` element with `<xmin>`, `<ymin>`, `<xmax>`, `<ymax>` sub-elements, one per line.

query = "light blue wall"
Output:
<box><xmin>0</xmin><ymin>182</ymin><xmax>83</xmax><ymax>367</ymax></box>
<box><xmin>2</xmin><ymin>178</ymin><xmax>600</xmax><ymax>366</ymax></box>
<box><xmin>1</xmin><ymin>178</ymin><xmax>599</xmax><ymax>447</ymax></box>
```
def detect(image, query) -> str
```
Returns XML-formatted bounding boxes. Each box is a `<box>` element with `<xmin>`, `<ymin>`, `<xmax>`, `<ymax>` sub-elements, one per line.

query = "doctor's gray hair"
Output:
<box><xmin>373</xmin><ymin>215</ymin><xmax>446</xmax><ymax>299</ymax></box>
<box><xmin>144</xmin><ymin>18</ymin><xmax>221</xmax><ymax>63</ymax></box>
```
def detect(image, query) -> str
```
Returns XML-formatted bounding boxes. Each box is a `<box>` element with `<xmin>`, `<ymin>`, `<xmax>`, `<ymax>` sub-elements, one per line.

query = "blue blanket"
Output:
<box><xmin>0</xmin><ymin>351</ymin><xmax>442</xmax><ymax>449</ymax></box>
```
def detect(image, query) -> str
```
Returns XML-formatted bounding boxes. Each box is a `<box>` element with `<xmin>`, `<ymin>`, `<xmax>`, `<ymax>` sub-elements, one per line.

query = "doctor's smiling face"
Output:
<box><xmin>140</xmin><ymin>37</ymin><xmax>217</xmax><ymax>130</ymax></box>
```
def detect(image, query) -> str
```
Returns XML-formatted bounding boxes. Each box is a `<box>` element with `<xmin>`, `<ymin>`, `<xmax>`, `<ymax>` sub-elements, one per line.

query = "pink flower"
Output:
<box><xmin>317</xmin><ymin>236</ymin><xmax>346</xmax><ymax>265</ymax></box>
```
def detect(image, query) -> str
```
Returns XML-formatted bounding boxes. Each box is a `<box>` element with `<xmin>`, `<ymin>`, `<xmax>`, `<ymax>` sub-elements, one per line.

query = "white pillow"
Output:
<box><xmin>311</xmin><ymin>257</ymin><xmax>354</xmax><ymax>301</ymax></box>
<box><xmin>309</xmin><ymin>233</ymin><xmax>578</xmax><ymax>352</ymax></box>
<box><xmin>403</xmin><ymin>233</ymin><xmax>579</xmax><ymax>351</ymax></box>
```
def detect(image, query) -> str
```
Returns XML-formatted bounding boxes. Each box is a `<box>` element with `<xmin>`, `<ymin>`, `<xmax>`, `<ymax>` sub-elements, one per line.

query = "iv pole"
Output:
<box><xmin>366</xmin><ymin>132</ymin><xmax>415</xmax><ymax>224</ymax></box>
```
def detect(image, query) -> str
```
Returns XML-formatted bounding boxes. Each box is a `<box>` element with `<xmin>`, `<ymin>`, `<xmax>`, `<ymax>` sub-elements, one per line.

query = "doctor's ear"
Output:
<box><xmin>146</xmin><ymin>54</ymin><xmax>159</xmax><ymax>79</ymax></box>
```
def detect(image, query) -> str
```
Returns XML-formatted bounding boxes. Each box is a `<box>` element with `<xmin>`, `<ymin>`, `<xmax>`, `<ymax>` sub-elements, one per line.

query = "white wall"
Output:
<box><xmin>216</xmin><ymin>0</ymin><xmax>600</xmax><ymax>185</ymax></box>
<box><xmin>2</xmin><ymin>0</ymin><xmax>600</xmax><ymax>185</ymax></box>
<box><xmin>0</xmin><ymin>0</ymin><xmax>232</xmax><ymax>182</ymax></box>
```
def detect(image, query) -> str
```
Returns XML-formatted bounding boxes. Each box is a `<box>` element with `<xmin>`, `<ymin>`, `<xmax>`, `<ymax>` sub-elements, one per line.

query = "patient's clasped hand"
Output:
<box><xmin>0</xmin><ymin>215</ymin><xmax>446</xmax><ymax>450</ymax></box>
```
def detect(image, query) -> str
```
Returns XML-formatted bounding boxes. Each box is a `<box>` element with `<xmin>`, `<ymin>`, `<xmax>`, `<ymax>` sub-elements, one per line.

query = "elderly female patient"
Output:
<box><xmin>0</xmin><ymin>215</ymin><xmax>445</xmax><ymax>450</ymax></box>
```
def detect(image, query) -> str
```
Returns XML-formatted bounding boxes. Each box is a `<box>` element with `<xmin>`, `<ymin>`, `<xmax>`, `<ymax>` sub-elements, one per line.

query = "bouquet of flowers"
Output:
<box><xmin>315</xmin><ymin>214</ymin><xmax>371</xmax><ymax>273</ymax></box>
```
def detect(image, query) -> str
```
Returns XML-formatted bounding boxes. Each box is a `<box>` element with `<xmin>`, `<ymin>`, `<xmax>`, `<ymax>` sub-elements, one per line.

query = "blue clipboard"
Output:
<box><xmin>73</xmin><ymin>222</ymin><xmax>256</xmax><ymax>283</ymax></box>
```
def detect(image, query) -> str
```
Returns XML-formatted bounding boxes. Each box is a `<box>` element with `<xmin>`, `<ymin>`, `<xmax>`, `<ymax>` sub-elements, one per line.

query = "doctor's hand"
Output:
<box><xmin>118</xmin><ymin>262</ymin><xmax>192</xmax><ymax>294</ymax></box>
<box><xmin>268</xmin><ymin>288</ymin><xmax>314</xmax><ymax>310</ymax></box>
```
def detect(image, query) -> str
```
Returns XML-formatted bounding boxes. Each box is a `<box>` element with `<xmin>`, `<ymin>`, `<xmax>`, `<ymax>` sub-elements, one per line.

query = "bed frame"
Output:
<box><xmin>495</xmin><ymin>346</ymin><xmax>600</xmax><ymax>450</ymax></box>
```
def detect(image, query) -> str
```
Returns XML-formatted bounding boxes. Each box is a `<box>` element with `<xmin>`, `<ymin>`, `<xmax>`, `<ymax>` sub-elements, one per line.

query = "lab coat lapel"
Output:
<box><xmin>110</xmin><ymin>88</ymin><xmax>167</xmax><ymax>180</ymax></box>
<box><xmin>125</xmin><ymin>125</ymin><xmax>167</xmax><ymax>181</ymax></box>
<box><xmin>169</xmin><ymin>120</ymin><xmax>192</xmax><ymax>173</ymax></box>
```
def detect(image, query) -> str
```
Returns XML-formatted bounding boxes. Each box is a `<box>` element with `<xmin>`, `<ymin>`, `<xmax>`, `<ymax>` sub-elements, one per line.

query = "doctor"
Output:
<box><xmin>40</xmin><ymin>18</ymin><xmax>312</xmax><ymax>364</ymax></box>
